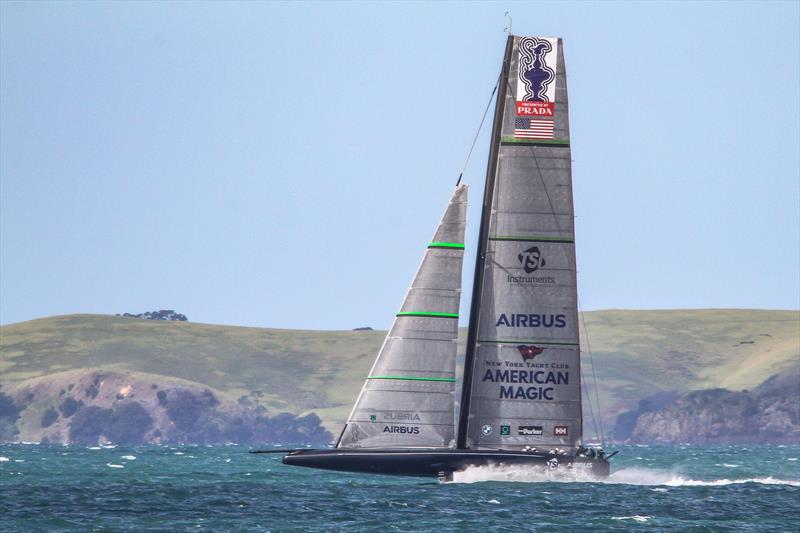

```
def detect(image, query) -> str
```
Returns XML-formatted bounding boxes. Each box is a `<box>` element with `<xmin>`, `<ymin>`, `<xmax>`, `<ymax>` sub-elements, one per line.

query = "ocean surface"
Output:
<box><xmin>1</xmin><ymin>443</ymin><xmax>798</xmax><ymax>532</ymax></box>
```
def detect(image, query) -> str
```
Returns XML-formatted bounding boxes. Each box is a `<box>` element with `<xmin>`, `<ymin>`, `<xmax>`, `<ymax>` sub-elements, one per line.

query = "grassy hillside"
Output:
<box><xmin>1</xmin><ymin>310</ymin><xmax>798</xmax><ymax>435</ymax></box>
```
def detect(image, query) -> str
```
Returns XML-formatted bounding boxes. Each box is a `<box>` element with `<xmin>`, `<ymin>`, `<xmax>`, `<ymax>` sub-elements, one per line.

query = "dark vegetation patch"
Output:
<box><xmin>164</xmin><ymin>389</ymin><xmax>218</xmax><ymax>432</ymax></box>
<box><xmin>104</xmin><ymin>403</ymin><xmax>153</xmax><ymax>444</ymax></box>
<box><xmin>0</xmin><ymin>392</ymin><xmax>22</xmax><ymax>441</ymax></box>
<box><xmin>154</xmin><ymin>388</ymin><xmax>331</xmax><ymax>445</ymax></box>
<box><xmin>69</xmin><ymin>406</ymin><xmax>113</xmax><ymax>445</ymax></box>
<box><xmin>68</xmin><ymin>402</ymin><xmax>153</xmax><ymax>445</ymax></box>
<box><xmin>0</xmin><ymin>392</ymin><xmax>20</xmax><ymax>418</ymax></box>
<box><xmin>117</xmin><ymin>310</ymin><xmax>187</xmax><ymax>321</ymax></box>
<box><xmin>85</xmin><ymin>383</ymin><xmax>99</xmax><ymax>399</ymax></box>
<box><xmin>250</xmin><ymin>412</ymin><xmax>331</xmax><ymax>445</ymax></box>
<box><xmin>59</xmin><ymin>398</ymin><xmax>83</xmax><ymax>418</ymax></box>
<box><xmin>40</xmin><ymin>408</ymin><xmax>59</xmax><ymax>428</ymax></box>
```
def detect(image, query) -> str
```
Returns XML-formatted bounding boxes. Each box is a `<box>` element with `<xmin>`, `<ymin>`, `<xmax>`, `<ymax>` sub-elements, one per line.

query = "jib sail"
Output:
<box><xmin>459</xmin><ymin>36</ymin><xmax>582</xmax><ymax>450</ymax></box>
<box><xmin>337</xmin><ymin>184</ymin><xmax>468</xmax><ymax>449</ymax></box>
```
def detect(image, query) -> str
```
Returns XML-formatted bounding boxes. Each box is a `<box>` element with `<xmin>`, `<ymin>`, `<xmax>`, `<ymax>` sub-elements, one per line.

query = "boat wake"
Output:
<box><xmin>449</xmin><ymin>465</ymin><xmax>800</xmax><ymax>487</ymax></box>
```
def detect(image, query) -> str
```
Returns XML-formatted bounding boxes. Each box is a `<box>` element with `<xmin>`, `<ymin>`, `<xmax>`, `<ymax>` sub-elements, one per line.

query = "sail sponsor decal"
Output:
<box><xmin>506</xmin><ymin>273</ymin><xmax>556</xmax><ymax>285</ymax></box>
<box><xmin>517</xmin><ymin>345</ymin><xmax>544</xmax><ymax>361</ymax></box>
<box><xmin>368</xmin><ymin>411</ymin><xmax>421</xmax><ymax>423</ymax></box>
<box><xmin>519</xmin><ymin>425</ymin><xmax>544</xmax><ymax>436</ymax></box>
<box><xmin>507</xmin><ymin>245</ymin><xmax>556</xmax><ymax>285</ymax></box>
<box><xmin>479</xmin><ymin>353</ymin><xmax>572</xmax><ymax>402</ymax></box>
<box><xmin>554</xmin><ymin>425</ymin><xmax>569</xmax><ymax>437</ymax></box>
<box><xmin>481</xmin><ymin>424</ymin><xmax>493</xmax><ymax>436</ymax></box>
<box><xmin>500</xmin><ymin>425</ymin><xmax>511</xmax><ymax>436</ymax></box>
<box><xmin>519</xmin><ymin>246</ymin><xmax>545</xmax><ymax>273</ymax></box>
<box><xmin>496</xmin><ymin>313</ymin><xmax>567</xmax><ymax>328</ymax></box>
<box><xmin>515</xmin><ymin>36</ymin><xmax>558</xmax><ymax>142</ymax></box>
<box><xmin>482</xmin><ymin>366</ymin><xmax>569</xmax><ymax>401</ymax></box>
<box><xmin>382</xmin><ymin>425</ymin><xmax>420</xmax><ymax>434</ymax></box>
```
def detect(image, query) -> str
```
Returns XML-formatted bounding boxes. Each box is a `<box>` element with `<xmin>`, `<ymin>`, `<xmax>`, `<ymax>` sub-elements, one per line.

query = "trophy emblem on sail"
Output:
<box><xmin>515</xmin><ymin>36</ymin><xmax>558</xmax><ymax>127</ymax></box>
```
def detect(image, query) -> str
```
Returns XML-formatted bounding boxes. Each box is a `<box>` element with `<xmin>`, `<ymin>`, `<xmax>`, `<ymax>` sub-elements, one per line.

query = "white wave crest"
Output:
<box><xmin>612</xmin><ymin>516</ymin><xmax>651</xmax><ymax>523</ymax></box>
<box><xmin>450</xmin><ymin>465</ymin><xmax>800</xmax><ymax>487</ymax></box>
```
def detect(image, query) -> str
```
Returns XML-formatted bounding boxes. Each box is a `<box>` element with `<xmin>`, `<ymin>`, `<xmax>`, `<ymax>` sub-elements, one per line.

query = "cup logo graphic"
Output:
<box><xmin>519</xmin><ymin>37</ymin><xmax>555</xmax><ymax>102</ymax></box>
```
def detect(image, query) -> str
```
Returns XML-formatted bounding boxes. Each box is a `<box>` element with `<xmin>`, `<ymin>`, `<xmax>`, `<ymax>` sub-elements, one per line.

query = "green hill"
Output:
<box><xmin>1</xmin><ymin>310</ymin><xmax>798</xmax><ymax>440</ymax></box>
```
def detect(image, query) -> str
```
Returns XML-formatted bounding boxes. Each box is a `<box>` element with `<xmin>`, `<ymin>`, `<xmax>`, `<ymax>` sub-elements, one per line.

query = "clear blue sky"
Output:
<box><xmin>1</xmin><ymin>1</ymin><xmax>798</xmax><ymax>329</ymax></box>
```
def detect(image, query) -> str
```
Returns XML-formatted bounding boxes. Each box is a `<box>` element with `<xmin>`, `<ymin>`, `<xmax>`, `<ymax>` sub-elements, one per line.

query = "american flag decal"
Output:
<box><xmin>514</xmin><ymin>117</ymin><xmax>554</xmax><ymax>139</ymax></box>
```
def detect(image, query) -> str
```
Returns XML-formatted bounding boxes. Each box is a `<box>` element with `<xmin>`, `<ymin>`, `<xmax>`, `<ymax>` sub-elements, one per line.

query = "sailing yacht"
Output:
<box><xmin>277</xmin><ymin>34</ymin><xmax>613</xmax><ymax>478</ymax></box>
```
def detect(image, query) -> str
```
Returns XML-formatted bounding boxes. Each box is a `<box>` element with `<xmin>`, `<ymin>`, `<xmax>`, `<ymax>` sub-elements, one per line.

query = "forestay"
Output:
<box><xmin>462</xmin><ymin>36</ymin><xmax>582</xmax><ymax>450</ymax></box>
<box><xmin>337</xmin><ymin>185</ymin><xmax>468</xmax><ymax>449</ymax></box>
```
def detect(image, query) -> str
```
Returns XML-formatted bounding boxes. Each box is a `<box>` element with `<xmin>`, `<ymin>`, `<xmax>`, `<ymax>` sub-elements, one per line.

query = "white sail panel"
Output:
<box><xmin>463</xmin><ymin>36</ymin><xmax>583</xmax><ymax>450</ymax></box>
<box><xmin>338</xmin><ymin>185</ymin><xmax>468</xmax><ymax>449</ymax></box>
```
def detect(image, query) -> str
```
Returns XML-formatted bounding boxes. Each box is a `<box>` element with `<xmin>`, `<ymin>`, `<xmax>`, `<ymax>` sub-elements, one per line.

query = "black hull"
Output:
<box><xmin>281</xmin><ymin>448</ymin><xmax>610</xmax><ymax>479</ymax></box>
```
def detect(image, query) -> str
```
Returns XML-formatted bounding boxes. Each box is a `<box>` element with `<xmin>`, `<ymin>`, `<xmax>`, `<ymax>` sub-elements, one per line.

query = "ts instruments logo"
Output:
<box><xmin>518</xmin><ymin>246</ymin><xmax>546</xmax><ymax>274</ymax></box>
<box><xmin>517</xmin><ymin>345</ymin><xmax>544</xmax><ymax>361</ymax></box>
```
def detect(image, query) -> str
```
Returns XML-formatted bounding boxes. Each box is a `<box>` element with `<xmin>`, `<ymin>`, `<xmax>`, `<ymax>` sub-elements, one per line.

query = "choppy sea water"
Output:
<box><xmin>1</xmin><ymin>444</ymin><xmax>798</xmax><ymax>532</ymax></box>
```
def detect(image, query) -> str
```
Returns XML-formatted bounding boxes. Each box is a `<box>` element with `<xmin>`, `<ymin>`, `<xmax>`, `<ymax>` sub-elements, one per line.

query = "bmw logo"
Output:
<box><xmin>481</xmin><ymin>424</ymin><xmax>493</xmax><ymax>436</ymax></box>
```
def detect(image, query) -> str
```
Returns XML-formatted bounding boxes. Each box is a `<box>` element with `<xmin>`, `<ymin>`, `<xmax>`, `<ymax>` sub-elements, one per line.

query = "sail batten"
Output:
<box><xmin>337</xmin><ymin>184</ymin><xmax>468</xmax><ymax>449</ymax></box>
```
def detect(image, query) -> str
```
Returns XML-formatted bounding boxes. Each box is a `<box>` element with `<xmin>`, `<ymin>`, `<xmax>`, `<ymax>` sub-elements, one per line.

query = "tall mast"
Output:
<box><xmin>457</xmin><ymin>35</ymin><xmax>514</xmax><ymax>449</ymax></box>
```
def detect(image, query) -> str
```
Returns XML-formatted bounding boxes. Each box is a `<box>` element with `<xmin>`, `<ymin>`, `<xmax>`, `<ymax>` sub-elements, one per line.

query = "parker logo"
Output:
<box><xmin>518</xmin><ymin>425</ymin><xmax>543</xmax><ymax>436</ymax></box>
<box><xmin>554</xmin><ymin>425</ymin><xmax>568</xmax><ymax>437</ymax></box>
<box><xmin>517</xmin><ymin>345</ymin><xmax>544</xmax><ymax>361</ymax></box>
<box><xmin>518</xmin><ymin>246</ymin><xmax>546</xmax><ymax>273</ymax></box>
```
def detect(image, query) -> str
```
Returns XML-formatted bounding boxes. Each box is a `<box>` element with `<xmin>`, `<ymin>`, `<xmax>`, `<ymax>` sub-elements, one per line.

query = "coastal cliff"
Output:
<box><xmin>615</xmin><ymin>370</ymin><xmax>800</xmax><ymax>444</ymax></box>
<box><xmin>0</xmin><ymin>369</ymin><xmax>331</xmax><ymax>446</ymax></box>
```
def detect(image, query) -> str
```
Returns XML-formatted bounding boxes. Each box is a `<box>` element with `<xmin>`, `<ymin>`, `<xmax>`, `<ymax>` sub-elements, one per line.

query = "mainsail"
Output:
<box><xmin>458</xmin><ymin>36</ymin><xmax>582</xmax><ymax>450</ymax></box>
<box><xmin>338</xmin><ymin>184</ymin><xmax>468</xmax><ymax>449</ymax></box>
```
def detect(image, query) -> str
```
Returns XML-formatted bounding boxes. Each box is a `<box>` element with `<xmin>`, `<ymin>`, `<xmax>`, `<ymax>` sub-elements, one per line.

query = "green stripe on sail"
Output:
<box><xmin>490</xmin><ymin>236</ymin><xmax>574</xmax><ymax>243</ymax></box>
<box><xmin>428</xmin><ymin>242</ymin><xmax>465</xmax><ymax>249</ymax></box>
<box><xmin>396</xmin><ymin>312</ymin><xmax>459</xmax><ymax>318</ymax></box>
<box><xmin>367</xmin><ymin>375</ymin><xmax>457</xmax><ymax>382</ymax></box>
<box><xmin>479</xmin><ymin>339</ymin><xmax>580</xmax><ymax>346</ymax></box>
<box><xmin>500</xmin><ymin>136</ymin><xmax>570</xmax><ymax>146</ymax></box>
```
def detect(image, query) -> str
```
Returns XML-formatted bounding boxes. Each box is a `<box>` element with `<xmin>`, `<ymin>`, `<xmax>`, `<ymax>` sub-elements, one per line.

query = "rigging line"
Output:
<box><xmin>579</xmin><ymin>298</ymin><xmax>606</xmax><ymax>446</ymax></box>
<box><xmin>578</xmin><ymin>365</ymin><xmax>601</xmax><ymax>445</ymax></box>
<box><xmin>455</xmin><ymin>72</ymin><xmax>501</xmax><ymax>186</ymax></box>
<box><xmin>514</xmin><ymin>76</ymin><xmax>606</xmax><ymax>445</ymax></box>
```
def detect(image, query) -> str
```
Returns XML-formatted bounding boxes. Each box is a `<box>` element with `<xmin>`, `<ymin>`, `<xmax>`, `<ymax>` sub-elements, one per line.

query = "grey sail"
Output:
<box><xmin>460</xmin><ymin>36</ymin><xmax>582</xmax><ymax>450</ymax></box>
<box><xmin>338</xmin><ymin>184</ymin><xmax>468</xmax><ymax>449</ymax></box>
